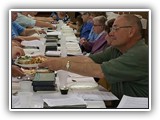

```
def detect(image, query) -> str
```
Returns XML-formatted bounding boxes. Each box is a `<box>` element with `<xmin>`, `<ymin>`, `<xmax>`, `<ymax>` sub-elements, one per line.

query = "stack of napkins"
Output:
<box><xmin>63</xmin><ymin>33</ymin><xmax>74</xmax><ymax>36</ymax></box>
<box><xmin>65</xmin><ymin>36</ymin><xmax>78</xmax><ymax>43</ymax></box>
<box><xmin>45</xmin><ymin>51</ymin><xmax>61</xmax><ymax>57</ymax></box>
<box><xmin>66</xmin><ymin>36</ymin><xmax>77</xmax><ymax>40</ymax></box>
<box><xmin>117</xmin><ymin>95</ymin><xmax>148</xmax><ymax>108</ymax></box>
<box><xmin>47</xmin><ymin>31</ymin><xmax>61</xmax><ymax>36</ymax></box>
<box><xmin>43</xmin><ymin>97</ymin><xmax>87</xmax><ymax>108</ymax></box>
<box><xmin>21</xmin><ymin>40</ymin><xmax>43</xmax><ymax>47</ymax></box>
<box><xmin>65</xmin><ymin>42</ymin><xmax>82</xmax><ymax>55</ymax></box>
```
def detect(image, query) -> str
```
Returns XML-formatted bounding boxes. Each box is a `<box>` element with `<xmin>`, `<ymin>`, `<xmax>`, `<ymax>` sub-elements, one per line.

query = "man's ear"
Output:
<box><xmin>129</xmin><ymin>27</ymin><xmax>136</xmax><ymax>38</ymax></box>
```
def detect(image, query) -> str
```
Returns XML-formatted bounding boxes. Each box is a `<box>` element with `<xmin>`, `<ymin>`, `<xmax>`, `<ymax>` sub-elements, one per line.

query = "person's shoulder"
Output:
<box><xmin>85</xmin><ymin>21</ymin><xmax>93</xmax><ymax>28</ymax></box>
<box><xmin>101</xmin><ymin>32</ymin><xmax>108</xmax><ymax>37</ymax></box>
<box><xmin>12</xmin><ymin>21</ymin><xmax>19</xmax><ymax>26</ymax></box>
<box><xmin>107</xmin><ymin>46</ymin><xmax>118</xmax><ymax>51</ymax></box>
<box><xmin>87</xmin><ymin>21</ymin><xmax>93</xmax><ymax>26</ymax></box>
<box><xmin>130</xmin><ymin>39</ymin><xmax>148</xmax><ymax>53</ymax></box>
<box><xmin>125</xmin><ymin>40</ymin><xmax>148</xmax><ymax>60</ymax></box>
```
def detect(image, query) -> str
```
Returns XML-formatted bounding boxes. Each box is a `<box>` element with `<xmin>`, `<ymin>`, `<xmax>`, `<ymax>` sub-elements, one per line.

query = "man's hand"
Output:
<box><xmin>12</xmin><ymin>65</ymin><xmax>25</xmax><ymax>77</ymax></box>
<box><xmin>12</xmin><ymin>46</ymin><xmax>25</xmax><ymax>59</ymax></box>
<box><xmin>38</xmin><ymin>57</ymin><xmax>63</xmax><ymax>71</ymax></box>
<box><xmin>79</xmin><ymin>38</ymin><xmax>86</xmax><ymax>45</ymax></box>
<box><xmin>38</xmin><ymin>29</ymin><xmax>47</xmax><ymax>34</ymax></box>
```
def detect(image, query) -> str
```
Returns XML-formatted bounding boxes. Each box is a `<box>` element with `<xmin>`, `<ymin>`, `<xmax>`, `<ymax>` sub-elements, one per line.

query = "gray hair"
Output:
<box><xmin>93</xmin><ymin>15</ymin><xmax>107</xmax><ymax>26</ymax></box>
<box><xmin>119</xmin><ymin>14</ymin><xmax>143</xmax><ymax>36</ymax></box>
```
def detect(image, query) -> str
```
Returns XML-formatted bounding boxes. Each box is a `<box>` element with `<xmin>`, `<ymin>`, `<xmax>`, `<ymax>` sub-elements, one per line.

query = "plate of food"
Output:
<box><xmin>22</xmin><ymin>68</ymin><xmax>51</xmax><ymax>74</ymax></box>
<box><xmin>14</xmin><ymin>56</ymin><xmax>46</xmax><ymax>68</ymax></box>
<box><xmin>21</xmin><ymin>68</ymin><xmax>36</xmax><ymax>75</ymax></box>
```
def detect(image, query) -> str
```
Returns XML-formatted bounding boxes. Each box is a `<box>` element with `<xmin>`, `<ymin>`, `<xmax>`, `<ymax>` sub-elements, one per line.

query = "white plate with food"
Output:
<box><xmin>14</xmin><ymin>56</ymin><xmax>46</xmax><ymax>68</ymax></box>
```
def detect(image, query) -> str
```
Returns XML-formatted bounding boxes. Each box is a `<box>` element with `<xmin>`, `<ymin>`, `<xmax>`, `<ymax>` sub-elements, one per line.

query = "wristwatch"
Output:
<box><xmin>66</xmin><ymin>61</ymin><xmax>70</xmax><ymax>70</ymax></box>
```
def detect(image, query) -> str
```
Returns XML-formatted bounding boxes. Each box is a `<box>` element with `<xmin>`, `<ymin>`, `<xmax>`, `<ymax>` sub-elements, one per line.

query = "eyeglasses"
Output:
<box><xmin>110</xmin><ymin>26</ymin><xmax>132</xmax><ymax>32</ymax></box>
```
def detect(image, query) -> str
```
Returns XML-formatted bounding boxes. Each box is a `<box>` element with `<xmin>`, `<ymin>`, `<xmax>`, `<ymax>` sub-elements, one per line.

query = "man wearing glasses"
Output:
<box><xmin>39</xmin><ymin>14</ymin><xmax>148</xmax><ymax>106</ymax></box>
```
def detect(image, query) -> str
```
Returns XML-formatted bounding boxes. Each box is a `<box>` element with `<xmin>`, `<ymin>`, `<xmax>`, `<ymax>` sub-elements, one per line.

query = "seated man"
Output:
<box><xmin>16</xmin><ymin>12</ymin><xmax>56</xmax><ymax>29</ymax></box>
<box><xmin>67</xmin><ymin>15</ymin><xmax>83</xmax><ymax>37</ymax></box>
<box><xmin>12</xmin><ymin>37</ymin><xmax>24</xmax><ymax>47</ymax></box>
<box><xmin>80</xmin><ymin>12</ymin><xmax>93</xmax><ymax>40</ymax></box>
<box><xmin>39</xmin><ymin>14</ymin><xmax>149</xmax><ymax>103</ymax></box>
<box><xmin>27</xmin><ymin>12</ymin><xmax>54</xmax><ymax>23</ymax></box>
<box><xmin>12</xmin><ymin>12</ymin><xmax>46</xmax><ymax>41</ymax></box>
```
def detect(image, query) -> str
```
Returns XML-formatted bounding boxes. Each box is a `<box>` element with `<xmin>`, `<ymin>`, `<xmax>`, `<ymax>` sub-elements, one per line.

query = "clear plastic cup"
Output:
<box><xmin>57</xmin><ymin>70</ymin><xmax>68</xmax><ymax>89</ymax></box>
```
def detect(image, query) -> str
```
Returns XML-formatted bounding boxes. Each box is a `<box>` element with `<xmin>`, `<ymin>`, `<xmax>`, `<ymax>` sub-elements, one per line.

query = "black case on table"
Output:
<box><xmin>33</xmin><ymin>85</ymin><xmax>57</xmax><ymax>92</ymax></box>
<box><xmin>32</xmin><ymin>72</ymin><xmax>57</xmax><ymax>92</ymax></box>
<box><xmin>45</xmin><ymin>42</ymin><xmax>58</xmax><ymax>51</ymax></box>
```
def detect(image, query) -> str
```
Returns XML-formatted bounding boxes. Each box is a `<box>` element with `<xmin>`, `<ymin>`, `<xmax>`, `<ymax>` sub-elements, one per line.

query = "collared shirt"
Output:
<box><xmin>15</xmin><ymin>13</ymin><xmax>36</xmax><ymax>28</ymax></box>
<box><xmin>82</xmin><ymin>31</ymin><xmax>108</xmax><ymax>54</ymax></box>
<box><xmin>12</xmin><ymin>21</ymin><xmax>25</xmax><ymax>39</ymax></box>
<box><xmin>95</xmin><ymin>30</ymin><xmax>106</xmax><ymax>41</ymax></box>
<box><xmin>50</xmin><ymin>12</ymin><xmax>70</xmax><ymax>23</ymax></box>
<box><xmin>89</xmin><ymin>39</ymin><xmax>149</xmax><ymax>99</ymax></box>
<box><xmin>88</xmin><ymin>27</ymin><xmax>98</xmax><ymax>42</ymax></box>
<box><xmin>80</xmin><ymin>21</ymin><xmax>93</xmax><ymax>39</ymax></box>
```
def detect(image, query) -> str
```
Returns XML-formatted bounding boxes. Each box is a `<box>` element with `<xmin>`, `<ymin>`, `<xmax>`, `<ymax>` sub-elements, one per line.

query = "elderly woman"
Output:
<box><xmin>79</xmin><ymin>15</ymin><xmax>109</xmax><ymax>54</ymax></box>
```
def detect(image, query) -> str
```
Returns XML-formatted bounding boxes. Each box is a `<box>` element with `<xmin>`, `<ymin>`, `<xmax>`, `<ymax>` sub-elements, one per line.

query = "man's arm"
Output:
<box><xmin>21</xmin><ymin>29</ymin><xmax>38</xmax><ymax>36</ymax></box>
<box><xmin>17</xmin><ymin>36</ymin><xmax>40</xmax><ymax>41</ymax></box>
<box><xmin>34</xmin><ymin>17</ymin><xmax>53</xmax><ymax>22</ymax></box>
<box><xmin>62</xmin><ymin>56</ymin><xmax>95</xmax><ymax>63</ymax></box>
<box><xmin>39</xmin><ymin>56</ymin><xmax>105</xmax><ymax>78</ymax></box>
<box><xmin>35</xmin><ymin>20</ymin><xmax>56</xmax><ymax>30</ymax></box>
<box><xmin>64</xmin><ymin>60</ymin><xmax>104</xmax><ymax>78</ymax></box>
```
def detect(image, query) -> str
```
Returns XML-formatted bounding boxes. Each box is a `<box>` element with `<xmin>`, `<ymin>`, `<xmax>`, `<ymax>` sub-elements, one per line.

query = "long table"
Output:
<box><xmin>12</xmin><ymin>72</ymin><xmax>109</xmax><ymax>109</ymax></box>
<box><xmin>11</xmin><ymin>24</ymin><xmax>119</xmax><ymax>110</ymax></box>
